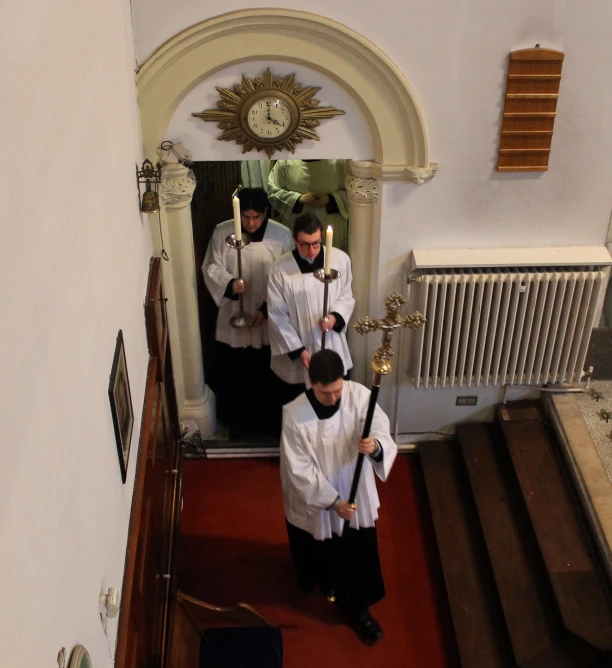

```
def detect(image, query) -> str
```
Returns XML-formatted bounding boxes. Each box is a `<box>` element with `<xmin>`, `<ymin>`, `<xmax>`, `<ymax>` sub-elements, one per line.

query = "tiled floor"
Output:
<box><xmin>576</xmin><ymin>381</ymin><xmax>612</xmax><ymax>483</ymax></box>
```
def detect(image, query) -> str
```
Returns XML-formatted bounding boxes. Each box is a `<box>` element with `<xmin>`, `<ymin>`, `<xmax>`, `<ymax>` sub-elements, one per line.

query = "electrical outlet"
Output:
<box><xmin>456</xmin><ymin>396</ymin><xmax>478</xmax><ymax>407</ymax></box>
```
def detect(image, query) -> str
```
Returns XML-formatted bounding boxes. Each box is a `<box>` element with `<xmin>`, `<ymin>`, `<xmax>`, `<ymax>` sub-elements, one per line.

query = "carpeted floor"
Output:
<box><xmin>177</xmin><ymin>454</ymin><xmax>458</xmax><ymax>668</ymax></box>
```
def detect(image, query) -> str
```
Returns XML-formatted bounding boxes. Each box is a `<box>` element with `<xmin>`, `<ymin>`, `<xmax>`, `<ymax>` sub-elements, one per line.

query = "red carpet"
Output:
<box><xmin>178</xmin><ymin>454</ymin><xmax>458</xmax><ymax>667</ymax></box>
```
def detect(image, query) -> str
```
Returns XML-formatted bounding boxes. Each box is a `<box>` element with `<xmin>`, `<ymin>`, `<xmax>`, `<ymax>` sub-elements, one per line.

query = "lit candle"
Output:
<box><xmin>324</xmin><ymin>225</ymin><xmax>333</xmax><ymax>275</ymax></box>
<box><xmin>232</xmin><ymin>196</ymin><xmax>242</xmax><ymax>242</ymax></box>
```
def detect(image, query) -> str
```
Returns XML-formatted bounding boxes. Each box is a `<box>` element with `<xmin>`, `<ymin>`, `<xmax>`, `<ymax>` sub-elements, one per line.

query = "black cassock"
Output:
<box><xmin>284</xmin><ymin>390</ymin><xmax>386</xmax><ymax>610</ymax></box>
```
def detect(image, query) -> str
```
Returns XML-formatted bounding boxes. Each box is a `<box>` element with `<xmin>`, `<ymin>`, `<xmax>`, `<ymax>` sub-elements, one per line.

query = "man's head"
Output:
<box><xmin>309</xmin><ymin>350</ymin><xmax>345</xmax><ymax>406</ymax></box>
<box><xmin>293</xmin><ymin>213</ymin><xmax>323</xmax><ymax>262</ymax></box>
<box><xmin>238</xmin><ymin>187</ymin><xmax>269</xmax><ymax>234</ymax></box>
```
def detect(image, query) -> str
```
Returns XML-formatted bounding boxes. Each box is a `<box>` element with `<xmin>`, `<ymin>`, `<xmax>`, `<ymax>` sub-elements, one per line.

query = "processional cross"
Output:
<box><xmin>344</xmin><ymin>292</ymin><xmax>426</xmax><ymax>523</ymax></box>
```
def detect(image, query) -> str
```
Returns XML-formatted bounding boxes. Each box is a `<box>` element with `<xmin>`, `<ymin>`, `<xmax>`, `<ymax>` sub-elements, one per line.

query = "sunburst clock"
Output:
<box><xmin>191</xmin><ymin>68</ymin><xmax>345</xmax><ymax>157</ymax></box>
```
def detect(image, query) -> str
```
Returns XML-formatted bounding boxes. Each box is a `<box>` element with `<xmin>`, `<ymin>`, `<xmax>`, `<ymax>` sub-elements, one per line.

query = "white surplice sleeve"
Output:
<box><xmin>368</xmin><ymin>401</ymin><xmax>397</xmax><ymax>482</ymax></box>
<box><xmin>267</xmin><ymin>263</ymin><xmax>304</xmax><ymax>355</ymax></box>
<box><xmin>280</xmin><ymin>411</ymin><xmax>339</xmax><ymax>513</ymax></box>
<box><xmin>202</xmin><ymin>226</ymin><xmax>234</xmax><ymax>307</ymax></box>
<box><xmin>329</xmin><ymin>251</ymin><xmax>355</xmax><ymax>325</ymax></box>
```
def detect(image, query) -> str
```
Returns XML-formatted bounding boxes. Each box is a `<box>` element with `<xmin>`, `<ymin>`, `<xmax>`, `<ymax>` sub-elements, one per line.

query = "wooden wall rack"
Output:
<box><xmin>497</xmin><ymin>47</ymin><xmax>564</xmax><ymax>172</ymax></box>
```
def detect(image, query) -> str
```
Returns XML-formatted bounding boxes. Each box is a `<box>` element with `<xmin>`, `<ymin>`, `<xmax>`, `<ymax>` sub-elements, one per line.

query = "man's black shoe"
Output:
<box><xmin>346</xmin><ymin>607</ymin><xmax>383</xmax><ymax>644</ymax></box>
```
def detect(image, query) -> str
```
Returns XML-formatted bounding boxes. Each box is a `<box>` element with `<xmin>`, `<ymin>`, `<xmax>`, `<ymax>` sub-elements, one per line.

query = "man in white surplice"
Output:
<box><xmin>202</xmin><ymin>187</ymin><xmax>292</xmax><ymax>439</ymax></box>
<box><xmin>268</xmin><ymin>159</ymin><xmax>350</xmax><ymax>251</ymax></box>
<box><xmin>280</xmin><ymin>350</ymin><xmax>397</xmax><ymax>643</ymax></box>
<box><xmin>267</xmin><ymin>213</ymin><xmax>354</xmax><ymax>417</ymax></box>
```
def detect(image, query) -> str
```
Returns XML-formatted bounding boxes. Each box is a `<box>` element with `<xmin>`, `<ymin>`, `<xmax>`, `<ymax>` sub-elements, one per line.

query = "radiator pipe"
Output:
<box><xmin>502</xmin><ymin>384</ymin><xmax>585</xmax><ymax>404</ymax></box>
<box><xmin>393</xmin><ymin>274</ymin><xmax>422</xmax><ymax>442</ymax></box>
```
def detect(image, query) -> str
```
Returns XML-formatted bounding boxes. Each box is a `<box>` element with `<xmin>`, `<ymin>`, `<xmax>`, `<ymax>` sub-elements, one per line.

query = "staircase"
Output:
<box><xmin>419</xmin><ymin>401</ymin><xmax>612</xmax><ymax>668</ymax></box>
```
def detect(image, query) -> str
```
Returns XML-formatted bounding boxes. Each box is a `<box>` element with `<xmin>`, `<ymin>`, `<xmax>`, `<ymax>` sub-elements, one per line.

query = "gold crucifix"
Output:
<box><xmin>354</xmin><ymin>292</ymin><xmax>426</xmax><ymax>377</ymax></box>
<box><xmin>338</xmin><ymin>292</ymin><xmax>426</xmax><ymax>527</ymax></box>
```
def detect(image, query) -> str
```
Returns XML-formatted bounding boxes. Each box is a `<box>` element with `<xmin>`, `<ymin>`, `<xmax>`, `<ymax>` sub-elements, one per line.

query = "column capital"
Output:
<box><xmin>347</xmin><ymin>160</ymin><xmax>381</xmax><ymax>205</ymax></box>
<box><xmin>346</xmin><ymin>177</ymin><xmax>379</xmax><ymax>205</ymax></box>
<box><xmin>160</xmin><ymin>162</ymin><xmax>196</xmax><ymax>209</ymax></box>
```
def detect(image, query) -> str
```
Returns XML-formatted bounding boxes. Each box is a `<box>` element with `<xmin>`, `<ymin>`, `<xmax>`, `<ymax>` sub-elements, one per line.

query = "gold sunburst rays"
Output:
<box><xmin>192</xmin><ymin>68</ymin><xmax>345</xmax><ymax>158</ymax></box>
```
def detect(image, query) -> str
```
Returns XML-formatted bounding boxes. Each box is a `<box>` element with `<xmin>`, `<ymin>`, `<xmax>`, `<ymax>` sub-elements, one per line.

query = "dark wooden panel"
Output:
<box><xmin>419</xmin><ymin>441</ymin><xmax>510</xmax><ymax>668</ymax></box>
<box><xmin>190</xmin><ymin>161</ymin><xmax>242</xmax><ymax>375</ymax></box>
<box><xmin>457</xmin><ymin>423</ymin><xmax>570</xmax><ymax>668</ymax></box>
<box><xmin>116</xmin><ymin>258</ymin><xmax>181</xmax><ymax>668</ymax></box>
<box><xmin>499</xmin><ymin>405</ymin><xmax>612</xmax><ymax>652</ymax></box>
<box><xmin>145</xmin><ymin>257</ymin><xmax>168</xmax><ymax>378</ymax></box>
<box><xmin>116</xmin><ymin>359</ymin><xmax>164</xmax><ymax>668</ymax></box>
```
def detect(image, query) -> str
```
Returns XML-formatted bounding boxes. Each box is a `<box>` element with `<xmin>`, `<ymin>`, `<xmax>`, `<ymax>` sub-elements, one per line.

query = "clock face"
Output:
<box><xmin>247</xmin><ymin>97</ymin><xmax>292</xmax><ymax>139</ymax></box>
<box><xmin>192</xmin><ymin>69</ymin><xmax>345</xmax><ymax>157</ymax></box>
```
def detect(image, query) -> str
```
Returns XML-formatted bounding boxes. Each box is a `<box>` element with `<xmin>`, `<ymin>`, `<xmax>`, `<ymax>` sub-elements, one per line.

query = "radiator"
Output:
<box><xmin>411</xmin><ymin>267</ymin><xmax>606</xmax><ymax>388</ymax></box>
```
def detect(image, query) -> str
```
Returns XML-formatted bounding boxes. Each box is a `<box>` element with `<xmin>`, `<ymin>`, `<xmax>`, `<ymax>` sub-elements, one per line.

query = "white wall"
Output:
<box><xmin>0</xmin><ymin>1</ymin><xmax>150</xmax><ymax>667</ymax></box>
<box><xmin>132</xmin><ymin>1</ymin><xmax>612</xmax><ymax>431</ymax></box>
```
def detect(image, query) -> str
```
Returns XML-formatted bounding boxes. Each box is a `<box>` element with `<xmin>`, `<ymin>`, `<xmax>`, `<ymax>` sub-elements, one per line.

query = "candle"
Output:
<box><xmin>232</xmin><ymin>196</ymin><xmax>242</xmax><ymax>242</ymax></box>
<box><xmin>324</xmin><ymin>225</ymin><xmax>333</xmax><ymax>275</ymax></box>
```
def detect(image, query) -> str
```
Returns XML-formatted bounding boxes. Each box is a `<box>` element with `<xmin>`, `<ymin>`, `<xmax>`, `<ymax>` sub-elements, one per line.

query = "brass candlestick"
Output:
<box><xmin>225</xmin><ymin>232</ymin><xmax>252</xmax><ymax>328</ymax></box>
<box><xmin>314</xmin><ymin>268</ymin><xmax>340</xmax><ymax>349</ymax></box>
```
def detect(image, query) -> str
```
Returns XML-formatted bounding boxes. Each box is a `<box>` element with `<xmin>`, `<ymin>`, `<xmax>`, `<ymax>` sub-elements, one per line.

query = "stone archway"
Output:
<box><xmin>137</xmin><ymin>9</ymin><xmax>437</xmax><ymax>436</ymax></box>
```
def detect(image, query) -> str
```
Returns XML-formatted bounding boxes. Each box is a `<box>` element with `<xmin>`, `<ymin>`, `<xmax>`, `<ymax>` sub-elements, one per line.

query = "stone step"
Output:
<box><xmin>499</xmin><ymin>402</ymin><xmax>612</xmax><ymax>653</ymax></box>
<box><xmin>419</xmin><ymin>440</ymin><xmax>510</xmax><ymax>668</ymax></box>
<box><xmin>457</xmin><ymin>422</ymin><xmax>572</xmax><ymax>668</ymax></box>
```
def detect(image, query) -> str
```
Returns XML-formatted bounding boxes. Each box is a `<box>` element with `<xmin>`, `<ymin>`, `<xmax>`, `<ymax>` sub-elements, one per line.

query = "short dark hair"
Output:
<box><xmin>309</xmin><ymin>350</ymin><xmax>345</xmax><ymax>385</ymax></box>
<box><xmin>237</xmin><ymin>187</ymin><xmax>270</xmax><ymax>216</ymax></box>
<box><xmin>293</xmin><ymin>213</ymin><xmax>322</xmax><ymax>238</ymax></box>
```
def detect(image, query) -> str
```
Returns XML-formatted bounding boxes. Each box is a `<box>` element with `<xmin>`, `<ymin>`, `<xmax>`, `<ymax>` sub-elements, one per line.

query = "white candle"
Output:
<box><xmin>324</xmin><ymin>225</ymin><xmax>333</xmax><ymax>275</ymax></box>
<box><xmin>232</xmin><ymin>196</ymin><xmax>242</xmax><ymax>242</ymax></box>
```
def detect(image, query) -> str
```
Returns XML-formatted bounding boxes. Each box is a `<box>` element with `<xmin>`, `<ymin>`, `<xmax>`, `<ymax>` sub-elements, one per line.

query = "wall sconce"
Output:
<box><xmin>136</xmin><ymin>159</ymin><xmax>161</xmax><ymax>214</ymax></box>
<box><xmin>136</xmin><ymin>158</ymin><xmax>169</xmax><ymax>261</ymax></box>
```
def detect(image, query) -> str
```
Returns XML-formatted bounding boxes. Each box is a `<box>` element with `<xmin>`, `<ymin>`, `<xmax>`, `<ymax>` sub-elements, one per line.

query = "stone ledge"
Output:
<box><xmin>545</xmin><ymin>392</ymin><xmax>612</xmax><ymax>587</ymax></box>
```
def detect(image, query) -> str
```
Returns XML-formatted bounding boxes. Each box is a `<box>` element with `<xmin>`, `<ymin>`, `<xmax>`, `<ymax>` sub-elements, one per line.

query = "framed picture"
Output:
<box><xmin>109</xmin><ymin>330</ymin><xmax>134</xmax><ymax>483</ymax></box>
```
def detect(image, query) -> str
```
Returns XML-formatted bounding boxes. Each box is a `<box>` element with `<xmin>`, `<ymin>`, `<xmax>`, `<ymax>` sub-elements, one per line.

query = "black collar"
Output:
<box><xmin>292</xmin><ymin>247</ymin><xmax>325</xmax><ymax>274</ymax></box>
<box><xmin>243</xmin><ymin>217</ymin><xmax>269</xmax><ymax>242</ymax></box>
<box><xmin>306</xmin><ymin>388</ymin><xmax>341</xmax><ymax>419</ymax></box>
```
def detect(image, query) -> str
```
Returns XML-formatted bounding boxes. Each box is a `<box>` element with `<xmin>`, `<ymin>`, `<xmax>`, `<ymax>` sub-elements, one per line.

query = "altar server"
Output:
<box><xmin>280</xmin><ymin>350</ymin><xmax>397</xmax><ymax>643</ymax></box>
<box><xmin>268</xmin><ymin>159</ymin><xmax>350</xmax><ymax>251</ymax></box>
<box><xmin>202</xmin><ymin>187</ymin><xmax>292</xmax><ymax>439</ymax></box>
<box><xmin>267</xmin><ymin>213</ymin><xmax>354</xmax><ymax>409</ymax></box>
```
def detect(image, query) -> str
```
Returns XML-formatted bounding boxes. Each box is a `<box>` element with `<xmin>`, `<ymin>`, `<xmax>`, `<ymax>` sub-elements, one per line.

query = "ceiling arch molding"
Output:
<box><xmin>136</xmin><ymin>8</ymin><xmax>437</xmax><ymax>183</ymax></box>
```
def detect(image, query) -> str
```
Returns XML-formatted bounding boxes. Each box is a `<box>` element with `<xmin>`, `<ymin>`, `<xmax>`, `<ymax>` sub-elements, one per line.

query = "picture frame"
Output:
<box><xmin>109</xmin><ymin>330</ymin><xmax>134</xmax><ymax>483</ymax></box>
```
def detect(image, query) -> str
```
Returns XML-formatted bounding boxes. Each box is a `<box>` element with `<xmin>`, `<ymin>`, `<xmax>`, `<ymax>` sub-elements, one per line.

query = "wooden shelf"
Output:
<box><xmin>497</xmin><ymin>166</ymin><xmax>549</xmax><ymax>172</ymax></box>
<box><xmin>507</xmin><ymin>74</ymin><xmax>562</xmax><ymax>80</ymax></box>
<box><xmin>497</xmin><ymin>47</ymin><xmax>564</xmax><ymax>173</ymax></box>
<box><xmin>502</xmin><ymin>131</ymin><xmax>553</xmax><ymax>135</ymax></box>
<box><xmin>499</xmin><ymin>148</ymin><xmax>551</xmax><ymax>154</ymax></box>
<box><xmin>503</xmin><ymin>112</ymin><xmax>556</xmax><ymax>118</ymax></box>
<box><xmin>506</xmin><ymin>93</ymin><xmax>559</xmax><ymax>99</ymax></box>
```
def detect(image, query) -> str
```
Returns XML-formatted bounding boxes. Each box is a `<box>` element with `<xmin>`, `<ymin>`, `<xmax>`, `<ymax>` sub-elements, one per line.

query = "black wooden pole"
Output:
<box><xmin>343</xmin><ymin>374</ymin><xmax>382</xmax><ymax>532</ymax></box>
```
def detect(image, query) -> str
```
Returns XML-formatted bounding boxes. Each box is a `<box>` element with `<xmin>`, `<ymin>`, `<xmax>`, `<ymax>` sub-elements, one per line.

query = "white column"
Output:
<box><xmin>157</xmin><ymin>162</ymin><xmax>216</xmax><ymax>437</ymax></box>
<box><xmin>346</xmin><ymin>161</ymin><xmax>382</xmax><ymax>385</ymax></box>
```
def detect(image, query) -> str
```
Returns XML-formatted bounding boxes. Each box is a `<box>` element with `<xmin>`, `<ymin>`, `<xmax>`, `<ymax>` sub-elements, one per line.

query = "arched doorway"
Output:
<box><xmin>136</xmin><ymin>8</ymin><xmax>437</xmax><ymax>436</ymax></box>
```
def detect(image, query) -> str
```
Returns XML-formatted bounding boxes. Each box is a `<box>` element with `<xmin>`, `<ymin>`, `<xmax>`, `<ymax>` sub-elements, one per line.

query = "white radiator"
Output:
<box><xmin>411</xmin><ymin>266</ymin><xmax>606</xmax><ymax>388</ymax></box>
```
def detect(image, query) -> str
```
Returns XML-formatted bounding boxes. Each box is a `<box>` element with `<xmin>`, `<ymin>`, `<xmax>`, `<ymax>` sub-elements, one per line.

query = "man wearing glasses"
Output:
<box><xmin>267</xmin><ymin>213</ymin><xmax>355</xmax><ymax>421</ymax></box>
